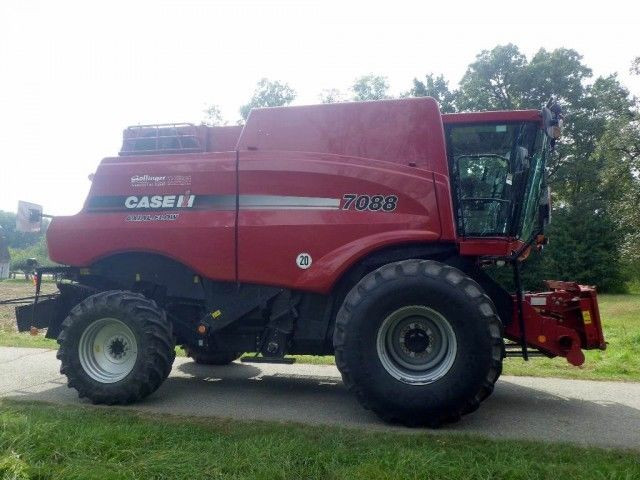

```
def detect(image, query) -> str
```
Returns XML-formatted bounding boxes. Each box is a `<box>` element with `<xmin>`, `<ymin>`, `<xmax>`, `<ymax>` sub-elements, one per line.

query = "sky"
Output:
<box><xmin>1</xmin><ymin>0</ymin><xmax>639</xmax><ymax>215</ymax></box>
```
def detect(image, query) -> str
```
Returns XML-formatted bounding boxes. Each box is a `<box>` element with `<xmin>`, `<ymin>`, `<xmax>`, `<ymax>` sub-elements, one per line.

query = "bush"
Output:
<box><xmin>8</xmin><ymin>237</ymin><xmax>55</xmax><ymax>272</ymax></box>
<box><xmin>486</xmin><ymin>207</ymin><xmax>627</xmax><ymax>293</ymax></box>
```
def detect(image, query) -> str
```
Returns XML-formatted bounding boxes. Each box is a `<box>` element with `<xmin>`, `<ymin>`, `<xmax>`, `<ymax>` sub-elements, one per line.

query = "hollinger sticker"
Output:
<box><xmin>130</xmin><ymin>174</ymin><xmax>192</xmax><ymax>187</ymax></box>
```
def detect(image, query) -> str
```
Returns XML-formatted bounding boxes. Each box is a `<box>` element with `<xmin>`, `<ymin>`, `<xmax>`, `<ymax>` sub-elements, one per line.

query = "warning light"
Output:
<box><xmin>197</xmin><ymin>324</ymin><xmax>208</xmax><ymax>335</ymax></box>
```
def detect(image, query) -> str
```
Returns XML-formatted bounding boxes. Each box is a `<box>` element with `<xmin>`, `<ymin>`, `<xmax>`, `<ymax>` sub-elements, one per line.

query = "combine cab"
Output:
<box><xmin>11</xmin><ymin>97</ymin><xmax>604</xmax><ymax>426</ymax></box>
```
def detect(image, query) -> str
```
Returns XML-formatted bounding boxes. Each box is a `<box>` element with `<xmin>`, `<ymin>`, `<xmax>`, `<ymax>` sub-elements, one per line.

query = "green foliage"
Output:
<box><xmin>0</xmin><ymin>211</ymin><xmax>45</xmax><ymax>250</ymax></box>
<box><xmin>596</xmin><ymin>116</ymin><xmax>640</xmax><ymax>281</ymax></box>
<box><xmin>8</xmin><ymin>237</ymin><xmax>54</xmax><ymax>271</ymax></box>
<box><xmin>201</xmin><ymin>104</ymin><xmax>227</xmax><ymax>126</ymax></box>
<box><xmin>542</xmin><ymin>207</ymin><xmax>626</xmax><ymax>292</ymax></box>
<box><xmin>319</xmin><ymin>88</ymin><xmax>345</xmax><ymax>104</ymax></box>
<box><xmin>406</xmin><ymin>73</ymin><xmax>456</xmax><ymax>112</ymax></box>
<box><xmin>520</xmin><ymin>48</ymin><xmax>592</xmax><ymax>108</ymax></box>
<box><xmin>457</xmin><ymin>44</ymin><xmax>529</xmax><ymax>110</ymax></box>
<box><xmin>239</xmin><ymin>78</ymin><xmax>296</xmax><ymax>120</ymax></box>
<box><xmin>351</xmin><ymin>74</ymin><xmax>390</xmax><ymax>101</ymax></box>
<box><xmin>0</xmin><ymin>210</ymin><xmax>52</xmax><ymax>273</ymax></box>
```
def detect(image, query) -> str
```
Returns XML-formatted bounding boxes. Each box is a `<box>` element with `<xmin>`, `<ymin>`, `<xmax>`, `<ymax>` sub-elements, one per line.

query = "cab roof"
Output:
<box><xmin>442</xmin><ymin>110</ymin><xmax>542</xmax><ymax>125</ymax></box>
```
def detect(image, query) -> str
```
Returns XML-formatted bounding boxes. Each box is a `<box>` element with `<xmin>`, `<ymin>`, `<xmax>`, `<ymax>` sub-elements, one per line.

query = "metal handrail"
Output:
<box><xmin>119</xmin><ymin>123</ymin><xmax>204</xmax><ymax>155</ymax></box>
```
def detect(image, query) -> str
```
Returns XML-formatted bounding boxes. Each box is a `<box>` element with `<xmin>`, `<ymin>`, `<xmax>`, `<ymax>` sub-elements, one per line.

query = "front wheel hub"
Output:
<box><xmin>78</xmin><ymin>318</ymin><xmax>138</xmax><ymax>383</ymax></box>
<box><xmin>376</xmin><ymin>306</ymin><xmax>457</xmax><ymax>385</ymax></box>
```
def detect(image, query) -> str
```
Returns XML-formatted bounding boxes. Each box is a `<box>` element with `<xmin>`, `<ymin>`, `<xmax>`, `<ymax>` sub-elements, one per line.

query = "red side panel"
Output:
<box><xmin>237</xmin><ymin>150</ymin><xmax>444</xmax><ymax>293</ymax></box>
<box><xmin>204</xmin><ymin>125</ymin><xmax>243</xmax><ymax>152</ymax></box>
<box><xmin>47</xmin><ymin>153</ymin><xmax>237</xmax><ymax>281</ymax></box>
<box><xmin>459</xmin><ymin>238</ymin><xmax>527</xmax><ymax>257</ymax></box>
<box><xmin>47</xmin><ymin>98</ymin><xmax>459</xmax><ymax>293</ymax></box>
<box><xmin>238</xmin><ymin>97</ymin><xmax>449</xmax><ymax>175</ymax></box>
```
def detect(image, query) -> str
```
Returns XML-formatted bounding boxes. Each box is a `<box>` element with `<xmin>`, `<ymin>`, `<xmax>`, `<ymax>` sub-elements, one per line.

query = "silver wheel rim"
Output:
<box><xmin>78</xmin><ymin>318</ymin><xmax>138</xmax><ymax>383</ymax></box>
<box><xmin>376</xmin><ymin>305</ymin><xmax>457</xmax><ymax>385</ymax></box>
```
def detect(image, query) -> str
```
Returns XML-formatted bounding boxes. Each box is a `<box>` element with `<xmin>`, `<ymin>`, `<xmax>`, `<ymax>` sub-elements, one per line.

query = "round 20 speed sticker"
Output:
<box><xmin>296</xmin><ymin>252</ymin><xmax>312</xmax><ymax>269</ymax></box>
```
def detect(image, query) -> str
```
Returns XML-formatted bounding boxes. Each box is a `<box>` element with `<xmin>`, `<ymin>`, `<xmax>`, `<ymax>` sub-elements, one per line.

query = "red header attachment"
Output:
<box><xmin>504</xmin><ymin>281</ymin><xmax>605</xmax><ymax>366</ymax></box>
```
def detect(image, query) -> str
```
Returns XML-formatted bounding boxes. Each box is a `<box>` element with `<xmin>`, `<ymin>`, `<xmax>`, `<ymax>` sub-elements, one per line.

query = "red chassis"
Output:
<box><xmin>42</xmin><ymin>98</ymin><xmax>604</xmax><ymax>367</ymax></box>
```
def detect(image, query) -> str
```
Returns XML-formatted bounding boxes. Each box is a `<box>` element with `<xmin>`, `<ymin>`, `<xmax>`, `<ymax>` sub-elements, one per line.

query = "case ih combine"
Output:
<box><xmin>12</xmin><ymin>97</ymin><xmax>605</xmax><ymax>426</ymax></box>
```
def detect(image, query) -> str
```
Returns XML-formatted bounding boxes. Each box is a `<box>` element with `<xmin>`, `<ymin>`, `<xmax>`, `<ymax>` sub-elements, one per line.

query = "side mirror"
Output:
<box><xmin>542</xmin><ymin>99</ymin><xmax>563</xmax><ymax>142</ymax></box>
<box><xmin>16</xmin><ymin>201</ymin><xmax>43</xmax><ymax>233</ymax></box>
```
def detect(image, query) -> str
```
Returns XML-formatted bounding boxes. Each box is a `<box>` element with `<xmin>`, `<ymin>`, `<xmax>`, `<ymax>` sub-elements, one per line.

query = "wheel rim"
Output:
<box><xmin>376</xmin><ymin>305</ymin><xmax>457</xmax><ymax>385</ymax></box>
<box><xmin>78</xmin><ymin>318</ymin><xmax>138</xmax><ymax>383</ymax></box>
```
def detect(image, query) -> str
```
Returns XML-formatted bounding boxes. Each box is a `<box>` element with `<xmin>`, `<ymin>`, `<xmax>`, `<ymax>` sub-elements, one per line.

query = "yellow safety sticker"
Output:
<box><xmin>211</xmin><ymin>310</ymin><xmax>222</xmax><ymax>319</ymax></box>
<box><xmin>582</xmin><ymin>310</ymin><xmax>592</xmax><ymax>324</ymax></box>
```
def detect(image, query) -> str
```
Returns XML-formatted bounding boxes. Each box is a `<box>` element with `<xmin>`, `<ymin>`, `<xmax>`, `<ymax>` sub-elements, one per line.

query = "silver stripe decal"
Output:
<box><xmin>239</xmin><ymin>195</ymin><xmax>340</xmax><ymax>210</ymax></box>
<box><xmin>88</xmin><ymin>194</ymin><xmax>342</xmax><ymax>212</ymax></box>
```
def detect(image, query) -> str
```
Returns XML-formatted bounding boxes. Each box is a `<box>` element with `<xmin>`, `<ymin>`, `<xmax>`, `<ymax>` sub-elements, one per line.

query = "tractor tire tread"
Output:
<box><xmin>56</xmin><ymin>290</ymin><xmax>175</xmax><ymax>405</ymax></box>
<box><xmin>333</xmin><ymin>259</ymin><xmax>503</xmax><ymax>427</ymax></box>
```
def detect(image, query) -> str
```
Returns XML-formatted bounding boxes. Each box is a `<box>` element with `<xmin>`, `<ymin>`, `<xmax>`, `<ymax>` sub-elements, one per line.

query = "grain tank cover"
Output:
<box><xmin>237</xmin><ymin>97</ymin><xmax>448</xmax><ymax>174</ymax></box>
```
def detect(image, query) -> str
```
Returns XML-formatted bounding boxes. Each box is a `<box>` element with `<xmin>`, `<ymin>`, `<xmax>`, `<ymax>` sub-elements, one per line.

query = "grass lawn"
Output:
<box><xmin>1</xmin><ymin>280</ymin><xmax>639</xmax><ymax>381</ymax></box>
<box><xmin>0</xmin><ymin>401</ymin><xmax>638</xmax><ymax>480</ymax></box>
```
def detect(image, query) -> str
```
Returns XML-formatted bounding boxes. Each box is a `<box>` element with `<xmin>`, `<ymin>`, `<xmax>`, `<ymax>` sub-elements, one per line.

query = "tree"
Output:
<box><xmin>406</xmin><ymin>74</ymin><xmax>457</xmax><ymax>113</ymax></box>
<box><xmin>0</xmin><ymin>210</ymin><xmax>45</xmax><ymax>249</ymax></box>
<box><xmin>520</xmin><ymin>48</ymin><xmax>592</xmax><ymax>109</ymax></box>
<box><xmin>319</xmin><ymin>88</ymin><xmax>346</xmax><ymax>104</ymax></box>
<box><xmin>351</xmin><ymin>74</ymin><xmax>390</xmax><ymax>101</ymax></box>
<box><xmin>541</xmin><ymin>207</ymin><xmax>626</xmax><ymax>291</ymax></box>
<box><xmin>452</xmin><ymin>44</ymin><xmax>637</xmax><ymax>291</ymax></box>
<box><xmin>596</xmin><ymin>116</ymin><xmax>640</xmax><ymax>283</ymax></box>
<box><xmin>202</xmin><ymin>104</ymin><xmax>227</xmax><ymax>126</ymax></box>
<box><xmin>239</xmin><ymin>78</ymin><xmax>296</xmax><ymax>120</ymax></box>
<box><xmin>457</xmin><ymin>44</ymin><xmax>528</xmax><ymax>111</ymax></box>
<box><xmin>9</xmin><ymin>236</ymin><xmax>55</xmax><ymax>271</ymax></box>
<box><xmin>631</xmin><ymin>57</ymin><xmax>640</xmax><ymax>75</ymax></box>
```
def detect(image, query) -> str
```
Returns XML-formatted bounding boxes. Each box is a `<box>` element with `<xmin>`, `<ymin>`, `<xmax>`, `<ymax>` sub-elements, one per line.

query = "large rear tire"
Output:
<box><xmin>333</xmin><ymin>259</ymin><xmax>503</xmax><ymax>427</ymax></box>
<box><xmin>57</xmin><ymin>290</ymin><xmax>175</xmax><ymax>404</ymax></box>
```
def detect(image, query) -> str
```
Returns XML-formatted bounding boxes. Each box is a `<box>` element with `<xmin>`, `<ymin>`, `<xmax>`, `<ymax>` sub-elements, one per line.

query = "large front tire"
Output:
<box><xmin>333</xmin><ymin>259</ymin><xmax>503</xmax><ymax>427</ymax></box>
<box><xmin>57</xmin><ymin>290</ymin><xmax>175</xmax><ymax>404</ymax></box>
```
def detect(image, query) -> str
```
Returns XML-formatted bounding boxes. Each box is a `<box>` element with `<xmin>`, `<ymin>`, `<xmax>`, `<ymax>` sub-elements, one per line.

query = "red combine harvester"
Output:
<box><xmin>13</xmin><ymin>98</ymin><xmax>605</xmax><ymax>426</ymax></box>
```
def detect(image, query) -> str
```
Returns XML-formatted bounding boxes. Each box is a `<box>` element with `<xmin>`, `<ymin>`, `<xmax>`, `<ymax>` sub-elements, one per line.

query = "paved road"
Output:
<box><xmin>2</xmin><ymin>346</ymin><xmax>640</xmax><ymax>450</ymax></box>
